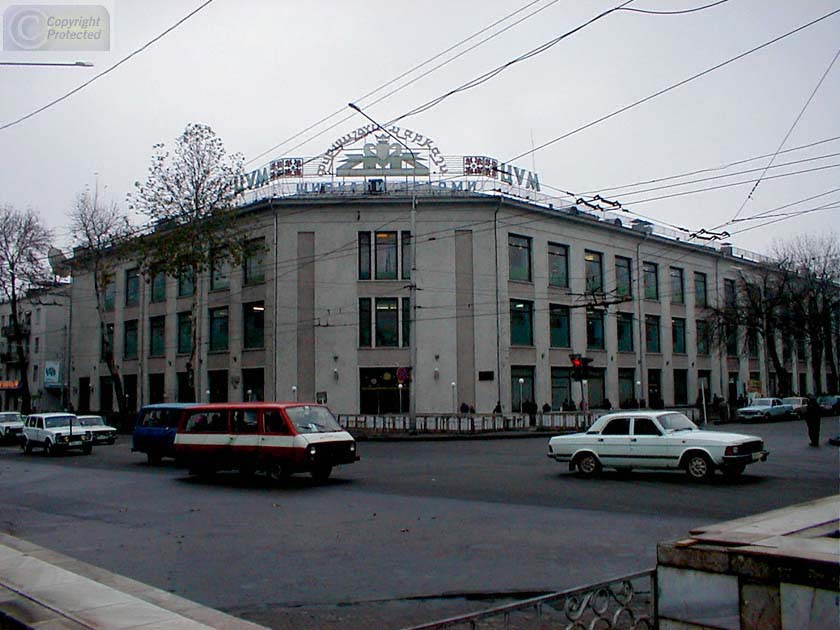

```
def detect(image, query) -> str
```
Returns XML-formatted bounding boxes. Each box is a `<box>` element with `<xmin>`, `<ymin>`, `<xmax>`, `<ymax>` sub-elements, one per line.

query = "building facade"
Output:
<box><xmin>68</xmin><ymin>191</ymin><xmax>836</xmax><ymax>416</ymax></box>
<box><xmin>0</xmin><ymin>286</ymin><xmax>70</xmax><ymax>412</ymax></box>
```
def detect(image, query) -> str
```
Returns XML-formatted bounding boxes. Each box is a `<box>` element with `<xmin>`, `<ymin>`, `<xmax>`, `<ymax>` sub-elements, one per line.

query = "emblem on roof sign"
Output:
<box><xmin>336</xmin><ymin>135</ymin><xmax>430</xmax><ymax>177</ymax></box>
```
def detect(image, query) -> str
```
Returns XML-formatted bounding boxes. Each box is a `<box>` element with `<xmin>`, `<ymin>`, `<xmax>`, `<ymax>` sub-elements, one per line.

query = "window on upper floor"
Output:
<box><xmin>724</xmin><ymin>278</ymin><xmax>736</xmax><ymax>308</ymax></box>
<box><xmin>670</xmin><ymin>267</ymin><xmax>684</xmax><ymax>304</ymax></box>
<box><xmin>508</xmin><ymin>234</ymin><xmax>532</xmax><ymax>282</ymax></box>
<box><xmin>209</xmin><ymin>307</ymin><xmax>229</xmax><ymax>352</ymax></box>
<box><xmin>150</xmin><ymin>270</ymin><xmax>166</xmax><ymax>303</ymax></box>
<box><xmin>510</xmin><ymin>299</ymin><xmax>534</xmax><ymax>346</ymax></box>
<box><xmin>177</xmin><ymin>312</ymin><xmax>192</xmax><ymax>354</ymax></box>
<box><xmin>694</xmin><ymin>271</ymin><xmax>707</xmax><ymax>308</ymax></box>
<box><xmin>375</xmin><ymin>231</ymin><xmax>398</xmax><ymax>280</ymax></box>
<box><xmin>643</xmin><ymin>262</ymin><xmax>658</xmax><ymax>300</ymax></box>
<box><xmin>615</xmin><ymin>256</ymin><xmax>632</xmax><ymax>299</ymax></box>
<box><xmin>125</xmin><ymin>269</ymin><xmax>140</xmax><ymax>307</ymax></box>
<box><xmin>100</xmin><ymin>323</ymin><xmax>114</xmax><ymax>361</ymax></box>
<box><xmin>586</xmin><ymin>309</ymin><xmax>605</xmax><ymax>349</ymax></box>
<box><xmin>177</xmin><ymin>269</ymin><xmax>195</xmax><ymax>297</ymax></box>
<box><xmin>645</xmin><ymin>315</ymin><xmax>660</xmax><ymax>353</ymax></box>
<box><xmin>243</xmin><ymin>238</ymin><xmax>266</xmax><ymax>285</ymax></box>
<box><xmin>124</xmin><ymin>320</ymin><xmax>138</xmax><ymax>359</ymax></box>
<box><xmin>149</xmin><ymin>316</ymin><xmax>165</xmax><ymax>357</ymax></box>
<box><xmin>584</xmin><ymin>250</ymin><xmax>603</xmax><ymax>293</ymax></box>
<box><xmin>243</xmin><ymin>302</ymin><xmax>265</xmax><ymax>349</ymax></box>
<box><xmin>548</xmin><ymin>242</ymin><xmax>569</xmax><ymax>288</ymax></box>
<box><xmin>210</xmin><ymin>254</ymin><xmax>230</xmax><ymax>291</ymax></box>
<box><xmin>103</xmin><ymin>280</ymin><xmax>115</xmax><ymax>311</ymax></box>
<box><xmin>672</xmin><ymin>317</ymin><xmax>686</xmax><ymax>354</ymax></box>
<box><xmin>549</xmin><ymin>304</ymin><xmax>570</xmax><ymax>348</ymax></box>
<box><xmin>617</xmin><ymin>312</ymin><xmax>634</xmax><ymax>352</ymax></box>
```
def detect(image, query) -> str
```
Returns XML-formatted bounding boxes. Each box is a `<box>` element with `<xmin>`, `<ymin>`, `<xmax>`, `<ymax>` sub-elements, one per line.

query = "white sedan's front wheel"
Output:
<box><xmin>685</xmin><ymin>453</ymin><xmax>714</xmax><ymax>481</ymax></box>
<box><xmin>575</xmin><ymin>453</ymin><xmax>601</xmax><ymax>478</ymax></box>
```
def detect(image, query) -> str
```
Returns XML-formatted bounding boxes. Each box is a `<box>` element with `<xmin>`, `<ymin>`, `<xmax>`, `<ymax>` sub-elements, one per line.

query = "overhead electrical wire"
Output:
<box><xmin>0</xmin><ymin>0</ymin><xmax>217</xmax><ymax>132</ymax></box>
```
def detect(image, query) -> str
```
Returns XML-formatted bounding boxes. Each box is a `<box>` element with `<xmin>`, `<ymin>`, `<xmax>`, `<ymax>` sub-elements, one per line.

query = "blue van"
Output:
<box><xmin>132</xmin><ymin>403</ymin><xmax>197</xmax><ymax>464</ymax></box>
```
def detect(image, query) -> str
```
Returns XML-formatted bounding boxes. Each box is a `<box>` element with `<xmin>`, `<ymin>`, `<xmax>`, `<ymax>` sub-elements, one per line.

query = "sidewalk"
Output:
<box><xmin>0</xmin><ymin>533</ymin><xmax>266</xmax><ymax>629</ymax></box>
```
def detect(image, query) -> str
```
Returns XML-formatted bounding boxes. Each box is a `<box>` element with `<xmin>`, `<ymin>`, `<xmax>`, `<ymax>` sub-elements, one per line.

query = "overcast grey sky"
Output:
<box><xmin>1</xmin><ymin>0</ymin><xmax>838</xmax><ymax>255</ymax></box>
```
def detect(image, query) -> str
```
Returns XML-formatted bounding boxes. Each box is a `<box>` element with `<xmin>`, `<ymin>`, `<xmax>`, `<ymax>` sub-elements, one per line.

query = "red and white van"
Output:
<box><xmin>174</xmin><ymin>403</ymin><xmax>358</xmax><ymax>481</ymax></box>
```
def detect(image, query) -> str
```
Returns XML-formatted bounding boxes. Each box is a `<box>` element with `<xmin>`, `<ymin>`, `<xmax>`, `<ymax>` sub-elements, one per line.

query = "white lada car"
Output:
<box><xmin>547</xmin><ymin>411</ymin><xmax>768</xmax><ymax>480</ymax></box>
<box><xmin>21</xmin><ymin>413</ymin><xmax>93</xmax><ymax>456</ymax></box>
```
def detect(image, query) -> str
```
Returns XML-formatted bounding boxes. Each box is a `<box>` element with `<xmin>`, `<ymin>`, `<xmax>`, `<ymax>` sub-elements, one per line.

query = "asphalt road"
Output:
<box><xmin>0</xmin><ymin>417</ymin><xmax>837</xmax><ymax>629</ymax></box>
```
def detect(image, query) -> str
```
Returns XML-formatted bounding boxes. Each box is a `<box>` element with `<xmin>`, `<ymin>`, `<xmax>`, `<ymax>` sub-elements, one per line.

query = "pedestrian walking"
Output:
<box><xmin>805</xmin><ymin>395</ymin><xmax>821</xmax><ymax>447</ymax></box>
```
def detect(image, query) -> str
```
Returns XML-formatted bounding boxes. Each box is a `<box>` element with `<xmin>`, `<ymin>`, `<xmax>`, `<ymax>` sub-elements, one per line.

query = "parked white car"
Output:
<box><xmin>782</xmin><ymin>397</ymin><xmax>808</xmax><ymax>418</ymax></box>
<box><xmin>735</xmin><ymin>398</ymin><xmax>793</xmax><ymax>422</ymax></box>
<box><xmin>547</xmin><ymin>411</ymin><xmax>768</xmax><ymax>480</ymax></box>
<box><xmin>76</xmin><ymin>415</ymin><xmax>118</xmax><ymax>445</ymax></box>
<box><xmin>21</xmin><ymin>413</ymin><xmax>93</xmax><ymax>456</ymax></box>
<box><xmin>0</xmin><ymin>411</ymin><xmax>25</xmax><ymax>443</ymax></box>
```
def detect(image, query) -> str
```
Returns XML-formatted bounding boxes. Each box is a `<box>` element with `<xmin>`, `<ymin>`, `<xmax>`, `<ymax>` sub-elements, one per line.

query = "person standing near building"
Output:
<box><xmin>805</xmin><ymin>395</ymin><xmax>821</xmax><ymax>447</ymax></box>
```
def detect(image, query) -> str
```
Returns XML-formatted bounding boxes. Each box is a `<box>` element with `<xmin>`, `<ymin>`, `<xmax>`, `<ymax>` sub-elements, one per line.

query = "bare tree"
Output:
<box><xmin>0</xmin><ymin>205</ymin><xmax>53</xmax><ymax>413</ymax></box>
<box><xmin>69</xmin><ymin>188</ymin><xmax>134</xmax><ymax>418</ymax></box>
<box><xmin>707</xmin><ymin>260</ymin><xmax>798</xmax><ymax>396</ymax></box>
<box><xmin>129</xmin><ymin>123</ymin><xmax>246</xmax><ymax>401</ymax></box>
<box><xmin>773</xmin><ymin>233</ymin><xmax>840</xmax><ymax>394</ymax></box>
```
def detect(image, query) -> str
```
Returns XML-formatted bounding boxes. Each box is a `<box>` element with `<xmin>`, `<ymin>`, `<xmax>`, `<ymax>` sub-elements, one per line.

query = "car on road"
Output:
<box><xmin>132</xmin><ymin>403</ymin><xmax>197</xmax><ymax>465</ymax></box>
<box><xmin>817</xmin><ymin>395</ymin><xmax>840</xmax><ymax>416</ymax></box>
<box><xmin>21</xmin><ymin>413</ymin><xmax>93</xmax><ymax>456</ymax></box>
<box><xmin>175</xmin><ymin>402</ymin><xmax>359</xmax><ymax>481</ymax></box>
<box><xmin>547</xmin><ymin>410</ymin><xmax>768</xmax><ymax>480</ymax></box>
<box><xmin>782</xmin><ymin>397</ymin><xmax>808</xmax><ymax>418</ymax></box>
<box><xmin>0</xmin><ymin>411</ymin><xmax>24</xmax><ymax>443</ymax></box>
<box><xmin>76</xmin><ymin>415</ymin><xmax>118</xmax><ymax>444</ymax></box>
<box><xmin>735</xmin><ymin>398</ymin><xmax>793</xmax><ymax>422</ymax></box>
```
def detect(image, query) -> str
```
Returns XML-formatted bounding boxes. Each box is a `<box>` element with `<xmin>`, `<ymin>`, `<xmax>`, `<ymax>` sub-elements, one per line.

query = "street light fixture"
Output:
<box><xmin>518</xmin><ymin>377</ymin><xmax>525</xmax><ymax>413</ymax></box>
<box><xmin>292</xmin><ymin>385</ymin><xmax>298</xmax><ymax>402</ymax></box>
<box><xmin>451</xmin><ymin>381</ymin><xmax>456</xmax><ymax>414</ymax></box>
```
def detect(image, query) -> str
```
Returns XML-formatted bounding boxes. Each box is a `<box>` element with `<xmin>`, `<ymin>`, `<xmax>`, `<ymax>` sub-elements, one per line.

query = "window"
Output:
<box><xmin>149</xmin><ymin>373</ymin><xmax>165</xmax><ymax>404</ymax></box>
<box><xmin>618</xmin><ymin>368</ymin><xmax>636</xmax><ymax>408</ymax></box>
<box><xmin>617</xmin><ymin>312</ymin><xmax>634</xmax><ymax>352</ymax></box>
<box><xmin>244</xmin><ymin>238</ymin><xmax>265</xmax><ymax>285</ymax></box>
<box><xmin>511</xmin><ymin>365</ymin><xmax>534</xmax><ymax>413</ymax></box>
<box><xmin>101</xmin><ymin>323</ymin><xmax>114</xmax><ymax>361</ymax></box>
<box><xmin>375</xmin><ymin>231</ymin><xmax>398</xmax><ymax>280</ymax></box>
<box><xmin>510</xmin><ymin>300</ymin><xmax>534</xmax><ymax>346</ymax></box>
<box><xmin>549</xmin><ymin>304</ymin><xmax>570</xmax><ymax>348</ymax></box>
<box><xmin>643</xmin><ymin>262</ymin><xmax>658</xmax><ymax>300</ymax></box>
<box><xmin>178</xmin><ymin>269</ymin><xmax>195</xmax><ymax>297</ymax></box>
<box><xmin>551</xmin><ymin>367</ymin><xmax>572</xmax><ymax>410</ymax></box>
<box><xmin>232</xmin><ymin>409</ymin><xmax>258</xmax><ymax>433</ymax></box>
<box><xmin>177</xmin><ymin>312</ymin><xmax>192</xmax><ymax>354</ymax></box>
<box><xmin>207</xmin><ymin>370</ymin><xmax>228</xmax><ymax>402</ymax></box>
<box><xmin>358</xmin><ymin>233</ymin><xmax>371</xmax><ymax>280</ymax></box>
<box><xmin>34</xmin><ymin>337</ymin><xmax>39</xmax><ymax>352</ymax></box>
<box><xmin>149</xmin><ymin>316</ymin><xmax>165</xmax><ymax>357</ymax></box>
<box><xmin>645</xmin><ymin>315</ymin><xmax>661</xmax><ymax>353</ymax></box>
<box><xmin>673</xmin><ymin>369</ymin><xmax>688</xmax><ymax>405</ymax></box>
<box><xmin>586</xmin><ymin>309</ymin><xmax>604</xmax><ymax>350</ymax></box>
<box><xmin>724</xmin><ymin>279</ymin><xmax>736</xmax><ymax>308</ymax></box>
<box><xmin>726</xmin><ymin>325</ymin><xmax>738</xmax><ymax>357</ymax></box>
<box><xmin>548</xmin><ymin>242</ymin><xmax>569</xmax><ymax>288</ymax></box>
<box><xmin>584</xmin><ymin>250</ymin><xmax>603</xmax><ymax>293</ymax></box>
<box><xmin>151</xmin><ymin>270</ymin><xmax>166</xmax><ymax>303</ymax></box>
<box><xmin>125</xmin><ymin>268</ymin><xmax>139</xmax><ymax>306</ymax></box>
<box><xmin>210</xmin><ymin>255</ymin><xmax>230</xmax><ymax>290</ymax></box>
<box><xmin>209</xmin><ymin>307</ymin><xmax>229</xmax><ymax>352</ymax></box>
<box><xmin>265</xmin><ymin>410</ymin><xmax>290</xmax><ymax>434</ymax></box>
<box><xmin>124</xmin><ymin>320</ymin><xmax>138</xmax><ymax>359</ymax></box>
<box><xmin>694</xmin><ymin>271</ymin><xmax>707</xmax><ymax>308</ymax></box>
<box><xmin>696</xmin><ymin>319</ymin><xmax>710</xmax><ymax>355</ymax></box>
<box><xmin>648</xmin><ymin>369</ymin><xmax>662</xmax><ymax>407</ymax></box>
<box><xmin>103</xmin><ymin>280</ymin><xmax>115</xmax><ymax>311</ymax></box>
<box><xmin>359</xmin><ymin>298</ymin><xmax>372</xmax><ymax>347</ymax></box>
<box><xmin>670</xmin><ymin>267</ymin><xmax>684</xmax><ymax>304</ymax></box>
<box><xmin>508</xmin><ymin>234</ymin><xmax>531</xmax><ymax>282</ymax></box>
<box><xmin>615</xmin><ymin>256</ymin><xmax>632</xmax><ymax>298</ymax></box>
<box><xmin>633</xmin><ymin>418</ymin><xmax>660</xmax><ymax>436</ymax></box>
<box><xmin>601</xmin><ymin>418</ymin><xmax>630</xmax><ymax>435</ymax></box>
<box><xmin>375</xmin><ymin>298</ymin><xmax>399</xmax><ymax>347</ymax></box>
<box><xmin>402</xmin><ymin>297</ymin><xmax>410</xmax><ymax>347</ymax></box>
<box><xmin>747</xmin><ymin>327</ymin><xmax>759</xmax><ymax>357</ymax></box>
<box><xmin>32</xmin><ymin>364</ymin><xmax>38</xmax><ymax>383</ymax></box>
<box><xmin>243</xmin><ymin>302</ymin><xmax>265</xmax><ymax>349</ymax></box>
<box><xmin>672</xmin><ymin>318</ymin><xmax>686</xmax><ymax>354</ymax></box>
<box><xmin>401</xmin><ymin>231</ymin><xmax>411</xmax><ymax>280</ymax></box>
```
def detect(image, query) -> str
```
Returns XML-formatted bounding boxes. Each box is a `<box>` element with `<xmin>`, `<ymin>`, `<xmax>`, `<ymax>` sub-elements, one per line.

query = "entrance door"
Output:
<box><xmin>78</xmin><ymin>377</ymin><xmax>90</xmax><ymax>412</ymax></box>
<box><xmin>360</xmin><ymin>368</ymin><xmax>405</xmax><ymax>414</ymax></box>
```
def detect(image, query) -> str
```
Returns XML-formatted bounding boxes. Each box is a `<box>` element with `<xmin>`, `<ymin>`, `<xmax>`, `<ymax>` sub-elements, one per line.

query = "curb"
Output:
<box><xmin>0</xmin><ymin>532</ymin><xmax>267</xmax><ymax>629</ymax></box>
<box><xmin>352</xmin><ymin>431</ymin><xmax>559</xmax><ymax>442</ymax></box>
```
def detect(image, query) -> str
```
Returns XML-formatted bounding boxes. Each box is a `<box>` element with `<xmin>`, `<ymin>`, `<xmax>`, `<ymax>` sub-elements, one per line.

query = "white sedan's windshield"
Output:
<box><xmin>657</xmin><ymin>413</ymin><xmax>697</xmax><ymax>432</ymax></box>
<box><xmin>45</xmin><ymin>416</ymin><xmax>75</xmax><ymax>428</ymax></box>
<box><xmin>751</xmin><ymin>399</ymin><xmax>773</xmax><ymax>407</ymax></box>
<box><xmin>285</xmin><ymin>406</ymin><xmax>343</xmax><ymax>433</ymax></box>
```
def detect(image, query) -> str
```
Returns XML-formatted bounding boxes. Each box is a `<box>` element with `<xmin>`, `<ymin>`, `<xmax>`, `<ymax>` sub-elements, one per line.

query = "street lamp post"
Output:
<box><xmin>451</xmin><ymin>382</ymin><xmax>456</xmax><ymax>414</ymax></box>
<box><xmin>518</xmin><ymin>377</ymin><xmax>525</xmax><ymax>413</ymax></box>
<box><xmin>292</xmin><ymin>385</ymin><xmax>298</xmax><ymax>402</ymax></box>
<box><xmin>398</xmin><ymin>383</ymin><xmax>404</xmax><ymax>414</ymax></box>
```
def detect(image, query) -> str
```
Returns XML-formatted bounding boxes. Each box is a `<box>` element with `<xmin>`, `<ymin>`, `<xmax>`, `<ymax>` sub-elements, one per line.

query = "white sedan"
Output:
<box><xmin>547</xmin><ymin>411</ymin><xmax>768</xmax><ymax>480</ymax></box>
<box><xmin>76</xmin><ymin>415</ymin><xmax>118</xmax><ymax>445</ymax></box>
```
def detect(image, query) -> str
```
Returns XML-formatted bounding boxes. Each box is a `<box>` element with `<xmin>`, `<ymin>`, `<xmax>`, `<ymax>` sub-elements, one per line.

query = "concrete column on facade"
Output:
<box><xmin>454</xmin><ymin>230</ymin><xmax>476</xmax><ymax>408</ymax></box>
<box><xmin>297</xmin><ymin>232</ymin><xmax>316</xmax><ymax>403</ymax></box>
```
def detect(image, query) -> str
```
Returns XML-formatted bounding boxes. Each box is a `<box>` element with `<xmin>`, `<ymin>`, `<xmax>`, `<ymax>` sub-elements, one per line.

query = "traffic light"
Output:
<box><xmin>570</xmin><ymin>354</ymin><xmax>583</xmax><ymax>381</ymax></box>
<box><xmin>570</xmin><ymin>354</ymin><xmax>594</xmax><ymax>381</ymax></box>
